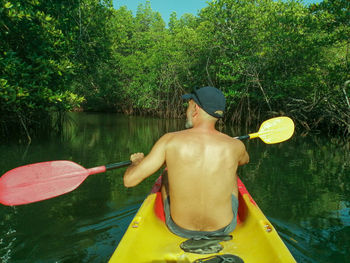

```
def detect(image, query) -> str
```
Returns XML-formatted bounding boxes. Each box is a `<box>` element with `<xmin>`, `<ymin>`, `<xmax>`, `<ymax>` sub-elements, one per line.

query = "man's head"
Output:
<box><xmin>182</xmin><ymin>86</ymin><xmax>226</xmax><ymax>128</ymax></box>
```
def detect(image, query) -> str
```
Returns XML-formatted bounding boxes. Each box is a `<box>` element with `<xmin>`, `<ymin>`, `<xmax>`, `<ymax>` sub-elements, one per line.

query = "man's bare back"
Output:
<box><xmin>164</xmin><ymin>128</ymin><xmax>248</xmax><ymax>231</ymax></box>
<box><xmin>124</xmin><ymin>127</ymin><xmax>249</xmax><ymax>232</ymax></box>
<box><xmin>123</xmin><ymin>86</ymin><xmax>249</xmax><ymax>235</ymax></box>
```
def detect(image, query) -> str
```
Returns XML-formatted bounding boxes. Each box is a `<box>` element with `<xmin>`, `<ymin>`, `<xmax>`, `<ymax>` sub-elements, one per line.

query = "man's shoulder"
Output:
<box><xmin>161</xmin><ymin>130</ymin><xmax>244</xmax><ymax>147</ymax></box>
<box><xmin>216</xmin><ymin>132</ymin><xmax>246</xmax><ymax>150</ymax></box>
<box><xmin>158</xmin><ymin>131</ymin><xmax>183</xmax><ymax>143</ymax></box>
<box><xmin>159</xmin><ymin>130</ymin><xmax>199</xmax><ymax>145</ymax></box>
<box><xmin>164</xmin><ymin>129</ymin><xmax>191</xmax><ymax>137</ymax></box>
<box><xmin>155</xmin><ymin>131</ymin><xmax>187</xmax><ymax>151</ymax></box>
<box><xmin>214</xmin><ymin>131</ymin><xmax>237</xmax><ymax>143</ymax></box>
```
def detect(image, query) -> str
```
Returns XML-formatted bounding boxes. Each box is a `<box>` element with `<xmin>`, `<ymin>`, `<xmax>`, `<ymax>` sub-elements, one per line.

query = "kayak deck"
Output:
<box><xmin>109</xmin><ymin>177</ymin><xmax>296</xmax><ymax>262</ymax></box>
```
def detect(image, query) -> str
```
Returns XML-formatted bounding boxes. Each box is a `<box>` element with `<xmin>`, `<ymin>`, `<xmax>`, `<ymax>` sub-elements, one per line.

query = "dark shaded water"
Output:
<box><xmin>0</xmin><ymin>113</ymin><xmax>349</xmax><ymax>262</ymax></box>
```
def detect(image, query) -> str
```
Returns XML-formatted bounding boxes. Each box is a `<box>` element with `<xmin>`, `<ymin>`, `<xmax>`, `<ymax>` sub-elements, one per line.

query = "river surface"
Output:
<box><xmin>0</xmin><ymin>112</ymin><xmax>349</xmax><ymax>263</ymax></box>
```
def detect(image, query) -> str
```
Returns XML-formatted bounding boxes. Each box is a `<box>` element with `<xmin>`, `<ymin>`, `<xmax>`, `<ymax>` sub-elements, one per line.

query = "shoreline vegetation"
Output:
<box><xmin>1</xmin><ymin>0</ymin><xmax>349</xmax><ymax>140</ymax></box>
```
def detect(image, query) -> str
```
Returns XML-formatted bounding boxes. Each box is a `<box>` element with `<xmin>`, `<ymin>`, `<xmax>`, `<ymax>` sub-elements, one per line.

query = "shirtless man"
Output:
<box><xmin>123</xmin><ymin>86</ymin><xmax>249</xmax><ymax>238</ymax></box>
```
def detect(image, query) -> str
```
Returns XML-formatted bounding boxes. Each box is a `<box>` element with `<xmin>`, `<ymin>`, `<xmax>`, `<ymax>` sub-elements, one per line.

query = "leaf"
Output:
<box><xmin>4</xmin><ymin>2</ymin><xmax>13</xmax><ymax>9</ymax></box>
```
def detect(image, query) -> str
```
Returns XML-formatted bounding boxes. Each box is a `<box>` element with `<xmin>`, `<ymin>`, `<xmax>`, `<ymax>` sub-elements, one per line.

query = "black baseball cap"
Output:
<box><xmin>182</xmin><ymin>86</ymin><xmax>226</xmax><ymax>118</ymax></box>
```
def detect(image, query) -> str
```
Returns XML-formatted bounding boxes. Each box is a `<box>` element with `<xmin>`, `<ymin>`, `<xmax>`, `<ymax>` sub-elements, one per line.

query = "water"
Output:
<box><xmin>0</xmin><ymin>112</ymin><xmax>349</xmax><ymax>262</ymax></box>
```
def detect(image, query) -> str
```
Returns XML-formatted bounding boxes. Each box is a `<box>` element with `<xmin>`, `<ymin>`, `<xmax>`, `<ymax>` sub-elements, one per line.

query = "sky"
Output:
<box><xmin>112</xmin><ymin>0</ymin><xmax>322</xmax><ymax>25</ymax></box>
<box><xmin>113</xmin><ymin>0</ymin><xmax>208</xmax><ymax>25</ymax></box>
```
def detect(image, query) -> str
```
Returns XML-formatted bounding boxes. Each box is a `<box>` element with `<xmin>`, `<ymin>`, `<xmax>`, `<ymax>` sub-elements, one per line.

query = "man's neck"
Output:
<box><xmin>192</xmin><ymin>120</ymin><xmax>217</xmax><ymax>131</ymax></box>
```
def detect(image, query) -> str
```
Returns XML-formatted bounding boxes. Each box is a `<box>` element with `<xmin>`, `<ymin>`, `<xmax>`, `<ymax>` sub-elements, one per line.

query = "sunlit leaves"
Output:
<box><xmin>0</xmin><ymin>0</ymin><xmax>349</xmax><ymax>136</ymax></box>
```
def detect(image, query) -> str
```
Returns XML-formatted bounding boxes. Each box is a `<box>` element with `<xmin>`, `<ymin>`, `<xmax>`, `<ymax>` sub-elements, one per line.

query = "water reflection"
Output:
<box><xmin>0</xmin><ymin>113</ymin><xmax>349</xmax><ymax>262</ymax></box>
<box><xmin>239</xmin><ymin>135</ymin><xmax>350</xmax><ymax>263</ymax></box>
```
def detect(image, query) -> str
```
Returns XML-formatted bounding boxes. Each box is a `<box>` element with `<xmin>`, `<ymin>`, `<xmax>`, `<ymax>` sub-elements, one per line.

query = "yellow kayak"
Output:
<box><xmin>109</xmin><ymin>176</ymin><xmax>296</xmax><ymax>262</ymax></box>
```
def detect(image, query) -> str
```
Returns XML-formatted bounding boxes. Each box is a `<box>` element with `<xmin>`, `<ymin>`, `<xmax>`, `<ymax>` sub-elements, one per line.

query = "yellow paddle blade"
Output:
<box><xmin>249</xmin><ymin>117</ymin><xmax>295</xmax><ymax>144</ymax></box>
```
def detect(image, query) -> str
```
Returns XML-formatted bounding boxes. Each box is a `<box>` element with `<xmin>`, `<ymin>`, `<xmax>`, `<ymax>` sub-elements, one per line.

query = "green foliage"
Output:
<box><xmin>111</xmin><ymin>0</ymin><xmax>349</xmax><ymax>134</ymax></box>
<box><xmin>1</xmin><ymin>0</ymin><xmax>349</xmax><ymax>137</ymax></box>
<box><xmin>0</xmin><ymin>0</ymin><xmax>83</xmax><ymax>135</ymax></box>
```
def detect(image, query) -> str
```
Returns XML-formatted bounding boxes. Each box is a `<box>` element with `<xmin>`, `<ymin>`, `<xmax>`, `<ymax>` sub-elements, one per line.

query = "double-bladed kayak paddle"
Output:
<box><xmin>0</xmin><ymin>116</ymin><xmax>294</xmax><ymax>206</ymax></box>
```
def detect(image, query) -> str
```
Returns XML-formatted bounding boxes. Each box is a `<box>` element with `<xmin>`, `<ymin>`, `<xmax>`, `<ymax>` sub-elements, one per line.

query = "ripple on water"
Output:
<box><xmin>270</xmin><ymin>213</ymin><xmax>350</xmax><ymax>263</ymax></box>
<box><xmin>0</xmin><ymin>203</ymin><xmax>141</xmax><ymax>263</ymax></box>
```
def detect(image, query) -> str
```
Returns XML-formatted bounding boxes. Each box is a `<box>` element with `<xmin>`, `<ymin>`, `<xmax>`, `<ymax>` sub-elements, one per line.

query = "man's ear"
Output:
<box><xmin>193</xmin><ymin>103</ymin><xmax>200</xmax><ymax>117</ymax></box>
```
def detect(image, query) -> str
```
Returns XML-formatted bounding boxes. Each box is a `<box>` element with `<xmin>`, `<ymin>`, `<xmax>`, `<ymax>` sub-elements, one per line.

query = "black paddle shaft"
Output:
<box><xmin>235</xmin><ymin>135</ymin><xmax>250</xmax><ymax>140</ymax></box>
<box><xmin>105</xmin><ymin>161</ymin><xmax>132</xmax><ymax>171</ymax></box>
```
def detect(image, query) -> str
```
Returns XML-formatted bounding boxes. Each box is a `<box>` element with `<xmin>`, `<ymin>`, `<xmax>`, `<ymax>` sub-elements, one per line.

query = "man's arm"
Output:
<box><xmin>239</xmin><ymin>149</ymin><xmax>249</xmax><ymax>166</ymax></box>
<box><xmin>123</xmin><ymin>134</ymin><xmax>170</xmax><ymax>187</ymax></box>
<box><xmin>236</xmin><ymin>140</ymin><xmax>249</xmax><ymax>166</ymax></box>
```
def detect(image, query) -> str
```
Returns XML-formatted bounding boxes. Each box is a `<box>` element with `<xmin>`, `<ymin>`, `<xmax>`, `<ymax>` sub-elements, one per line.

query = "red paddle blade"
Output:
<box><xmin>0</xmin><ymin>161</ymin><xmax>90</xmax><ymax>206</ymax></box>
